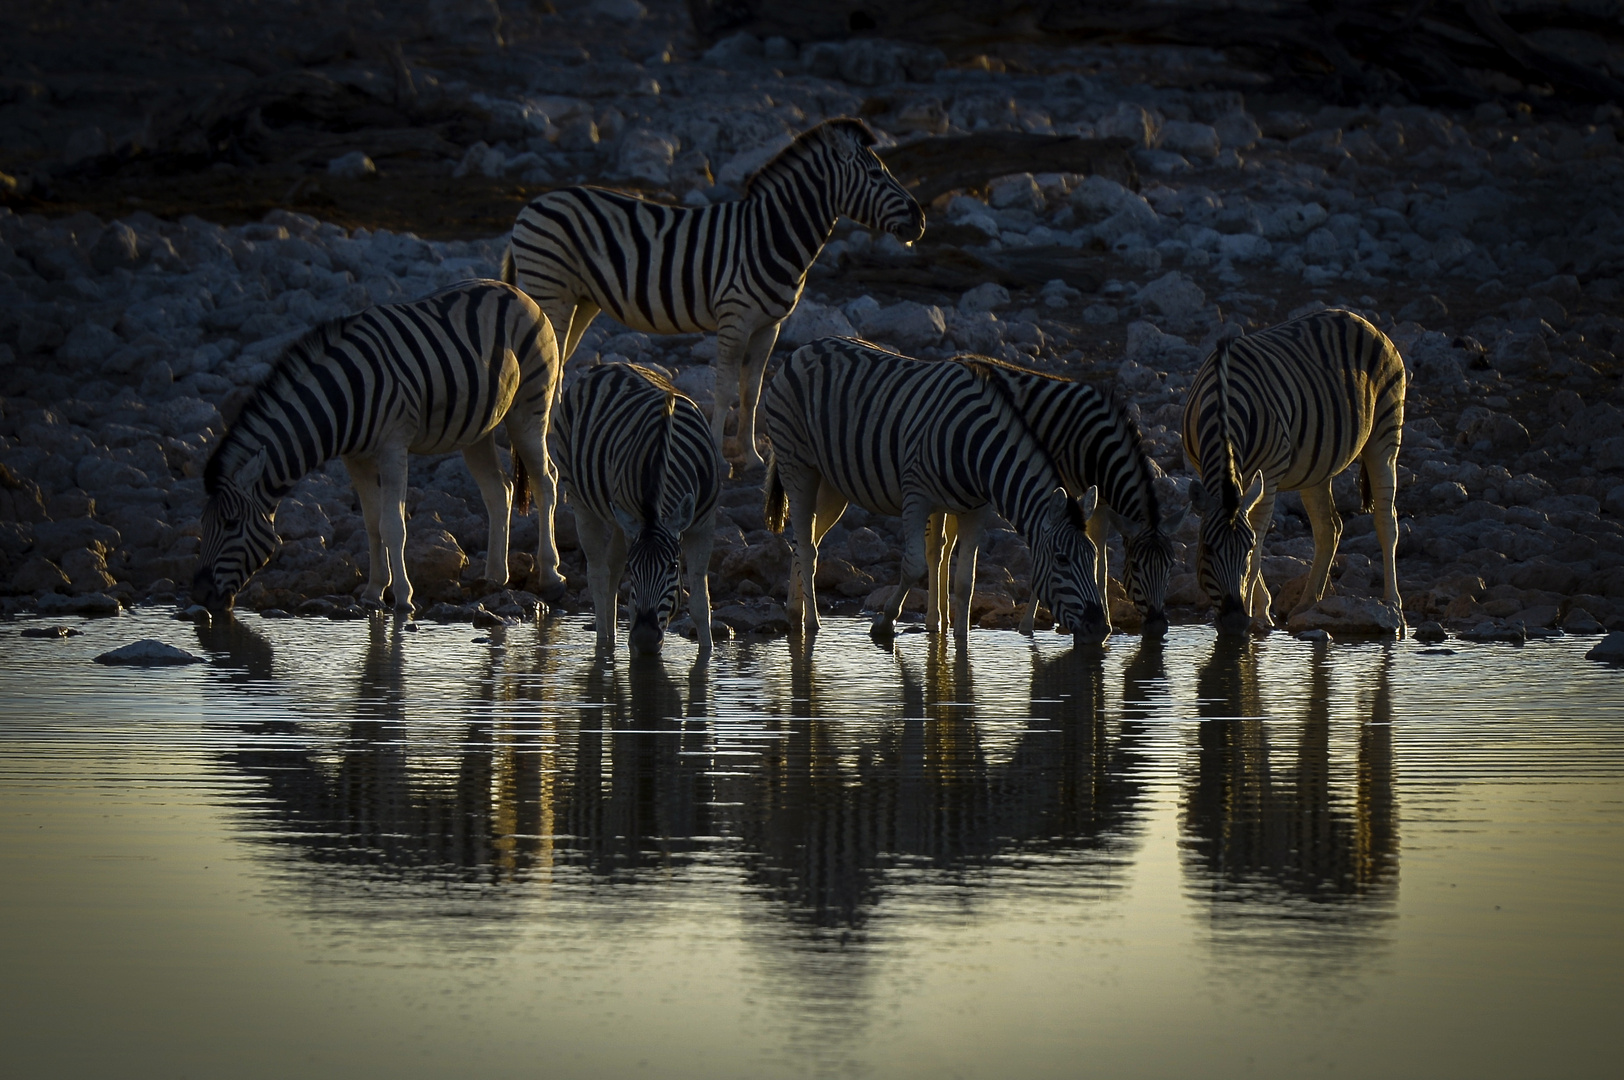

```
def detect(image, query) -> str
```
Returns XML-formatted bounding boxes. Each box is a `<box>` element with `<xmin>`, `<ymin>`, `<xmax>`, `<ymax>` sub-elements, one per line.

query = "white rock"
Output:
<box><xmin>95</xmin><ymin>639</ymin><xmax>205</xmax><ymax>665</ymax></box>
<box><xmin>1039</xmin><ymin>279</ymin><xmax>1082</xmax><ymax>309</ymax></box>
<box><xmin>1218</xmin><ymin>233</ymin><xmax>1272</xmax><ymax>262</ymax></box>
<box><xmin>778</xmin><ymin>301</ymin><xmax>857</xmax><ymax>348</ymax></box>
<box><xmin>988</xmin><ymin>173</ymin><xmax>1044</xmax><ymax>211</ymax></box>
<box><xmin>1157</xmin><ymin>121</ymin><xmax>1219</xmax><ymax>159</ymax></box>
<box><xmin>1069</xmin><ymin>175</ymin><xmax>1131</xmax><ymax>218</ymax></box>
<box><xmin>1135</xmin><ymin>271</ymin><xmax>1205</xmax><ymax>321</ymax></box>
<box><xmin>717</xmin><ymin>136</ymin><xmax>792</xmax><ymax>186</ymax></box>
<box><xmin>1097</xmin><ymin>102</ymin><xmax>1157</xmax><ymax>147</ymax></box>
<box><xmin>858</xmin><ymin>302</ymin><xmax>946</xmax><ymax>351</ymax></box>
<box><xmin>1082</xmin><ymin>303</ymin><xmax>1118</xmax><ymax>325</ymax></box>
<box><xmin>327</xmin><ymin>152</ymin><xmax>377</xmax><ymax>180</ymax></box>
<box><xmin>958</xmin><ymin>282</ymin><xmax>1010</xmax><ymax>314</ymax></box>
<box><xmin>617</xmin><ymin>128</ymin><xmax>679</xmax><ymax>185</ymax></box>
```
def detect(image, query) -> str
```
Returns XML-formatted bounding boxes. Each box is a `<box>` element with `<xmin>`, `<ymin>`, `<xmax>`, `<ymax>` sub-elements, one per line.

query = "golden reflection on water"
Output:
<box><xmin>3</xmin><ymin>613</ymin><xmax>1622</xmax><ymax>1079</ymax></box>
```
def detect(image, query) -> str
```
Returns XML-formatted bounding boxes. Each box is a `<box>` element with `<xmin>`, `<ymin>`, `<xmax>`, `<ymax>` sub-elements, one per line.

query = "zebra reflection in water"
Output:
<box><xmin>1183</xmin><ymin>637</ymin><xmax>1398</xmax><ymax>943</ymax></box>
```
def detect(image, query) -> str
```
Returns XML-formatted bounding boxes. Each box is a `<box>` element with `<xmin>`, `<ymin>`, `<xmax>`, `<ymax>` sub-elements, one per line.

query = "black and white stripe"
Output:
<box><xmin>762</xmin><ymin>337</ymin><xmax>1110</xmax><ymax>644</ymax></box>
<box><xmin>928</xmin><ymin>357</ymin><xmax>1184</xmax><ymax>636</ymax></box>
<box><xmin>552</xmin><ymin>363</ymin><xmax>722</xmax><ymax>656</ymax></box>
<box><xmin>1181</xmin><ymin>309</ymin><xmax>1406</xmax><ymax>634</ymax></box>
<box><xmin>194</xmin><ymin>280</ymin><xmax>564</xmax><ymax>615</ymax></box>
<box><xmin>504</xmin><ymin>118</ymin><xmax>924</xmax><ymax>474</ymax></box>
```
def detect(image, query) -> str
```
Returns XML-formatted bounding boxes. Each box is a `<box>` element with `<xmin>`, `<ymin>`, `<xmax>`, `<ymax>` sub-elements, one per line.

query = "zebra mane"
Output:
<box><xmin>1214</xmin><ymin>334</ymin><xmax>1242</xmax><ymax>513</ymax></box>
<box><xmin>742</xmin><ymin>118</ymin><xmax>875</xmax><ymax>196</ymax></box>
<box><xmin>203</xmin><ymin>316</ymin><xmax>349</xmax><ymax>498</ymax></box>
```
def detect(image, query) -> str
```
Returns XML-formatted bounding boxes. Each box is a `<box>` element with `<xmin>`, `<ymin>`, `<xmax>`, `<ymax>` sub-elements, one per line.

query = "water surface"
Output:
<box><xmin>2</xmin><ymin>613</ymin><xmax>1621</xmax><ymax>1079</ymax></box>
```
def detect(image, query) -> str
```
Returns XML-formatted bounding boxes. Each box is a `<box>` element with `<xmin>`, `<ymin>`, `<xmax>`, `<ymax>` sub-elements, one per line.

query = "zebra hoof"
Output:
<box><xmin>537</xmin><ymin>577</ymin><xmax>569</xmax><ymax>604</ymax></box>
<box><xmin>869</xmin><ymin>620</ymin><xmax>896</xmax><ymax>643</ymax></box>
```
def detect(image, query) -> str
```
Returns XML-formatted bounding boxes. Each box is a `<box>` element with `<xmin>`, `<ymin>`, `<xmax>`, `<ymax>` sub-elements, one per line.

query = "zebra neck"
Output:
<box><xmin>973</xmin><ymin>412</ymin><xmax>1067</xmax><ymax>544</ymax></box>
<box><xmin>1033</xmin><ymin>386</ymin><xmax>1157</xmax><ymax>530</ymax></box>
<box><xmin>220</xmin><ymin>408</ymin><xmax>325</xmax><ymax>502</ymax></box>
<box><xmin>743</xmin><ymin>169</ymin><xmax>838</xmax><ymax>276</ymax></box>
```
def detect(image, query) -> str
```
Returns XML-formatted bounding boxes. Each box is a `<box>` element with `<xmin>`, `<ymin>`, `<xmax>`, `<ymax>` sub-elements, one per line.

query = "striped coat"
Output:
<box><xmin>505</xmin><ymin>118</ymin><xmax>924</xmax><ymax>474</ymax></box>
<box><xmin>762</xmin><ymin>337</ymin><xmax>1109</xmax><ymax>644</ymax></box>
<box><xmin>194</xmin><ymin>280</ymin><xmax>564</xmax><ymax>615</ymax></box>
<box><xmin>1181</xmin><ymin>309</ymin><xmax>1406</xmax><ymax>633</ymax></box>
<box><xmin>552</xmin><ymin>363</ymin><xmax>722</xmax><ymax>656</ymax></box>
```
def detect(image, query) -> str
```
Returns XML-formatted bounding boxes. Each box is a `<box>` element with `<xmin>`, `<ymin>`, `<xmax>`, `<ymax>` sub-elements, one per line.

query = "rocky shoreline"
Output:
<box><xmin>4</xmin><ymin>3</ymin><xmax>1624</xmax><ymax>643</ymax></box>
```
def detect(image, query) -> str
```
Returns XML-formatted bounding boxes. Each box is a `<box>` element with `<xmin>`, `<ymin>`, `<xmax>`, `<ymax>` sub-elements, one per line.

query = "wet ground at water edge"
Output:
<box><xmin>2</xmin><ymin>610</ymin><xmax>1622</xmax><ymax>1080</ymax></box>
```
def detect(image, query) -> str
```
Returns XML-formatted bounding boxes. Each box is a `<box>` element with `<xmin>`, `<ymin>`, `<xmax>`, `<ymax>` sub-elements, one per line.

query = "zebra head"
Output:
<box><xmin>1189</xmin><ymin>469</ymin><xmax>1265</xmax><ymax>635</ymax></box>
<box><xmin>1031</xmin><ymin>486</ymin><xmax>1110</xmax><ymax>645</ymax></box>
<box><xmin>821</xmin><ymin>119</ymin><xmax>925</xmax><ymax>243</ymax></box>
<box><xmin>614</xmin><ymin>492</ymin><xmax>696</xmax><ymax>657</ymax></box>
<box><xmin>193</xmin><ymin>447</ymin><xmax>279</xmax><ymax>613</ymax></box>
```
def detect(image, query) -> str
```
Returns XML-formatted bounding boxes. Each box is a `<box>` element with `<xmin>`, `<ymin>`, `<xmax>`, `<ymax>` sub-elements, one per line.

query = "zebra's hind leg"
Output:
<box><xmin>345</xmin><ymin>452</ymin><xmax>390</xmax><ymax>609</ymax></box>
<box><xmin>1291</xmin><ymin>479</ymin><xmax>1342</xmax><ymax>618</ymax></box>
<box><xmin>924</xmin><ymin>513</ymin><xmax>953</xmax><ymax>635</ymax></box>
<box><xmin>733</xmin><ymin>323</ymin><xmax>782</xmax><ymax>475</ymax></box>
<box><xmin>948</xmin><ymin>507</ymin><xmax>991</xmax><ymax>646</ymax></box>
<box><xmin>710</xmin><ymin>323</ymin><xmax>751</xmax><ymax>475</ymax></box>
<box><xmin>784</xmin><ymin>473</ymin><xmax>834</xmax><ymax>635</ymax></box>
<box><xmin>462</xmin><ymin>434</ymin><xmax>513</xmax><ymax>592</ymax></box>
<box><xmin>1087</xmin><ymin>508</ymin><xmax>1113</xmax><ymax>630</ymax></box>
<box><xmin>376</xmin><ymin>444</ymin><xmax>415</xmax><ymax>615</ymax></box>
<box><xmin>877</xmin><ymin>493</ymin><xmax>934</xmax><ymax>634</ymax></box>
<box><xmin>507</xmin><ymin>414</ymin><xmax>568</xmax><ymax>601</ymax></box>
<box><xmin>1364</xmin><ymin>444</ymin><xmax>1404</xmax><ymax>633</ymax></box>
<box><xmin>682</xmin><ymin>513</ymin><xmax>717</xmax><ymax>658</ymax></box>
<box><xmin>574</xmin><ymin>505</ymin><xmax>624</xmax><ymax>652</ymax></box>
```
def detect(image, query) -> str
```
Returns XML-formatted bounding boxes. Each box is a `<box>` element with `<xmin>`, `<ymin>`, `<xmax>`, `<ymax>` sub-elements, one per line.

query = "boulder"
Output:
<box><xmin>777</xmin><ymin>300</ymin><xmax>857</xmax><ymax>349</ymax></box>
<box><xmin>1285</xmin><ymin>595</ymin><xmax>1402</xmax><ymax>636</ymax></box>
<box><xmin>59</xmin><ymin>547</ymin><xmax>116</xmax><ymax>595</ymax></box>
<box><xmin>11</xmin><ymin>555</ymin><xmax>70</xmax><ymax>595</ymax></box>
<box><xmin>1135</xmin><ymin>271</ymin><xmax>1205</xmax><ymax>323</ymax></box>
<box><xmin>89</xmin><ymin>223</ymin><xmax>142</xmax><ymax>274</ymax></box>
<box><xmin>37</xmin><ymin>592</ymin><xmax>121</xmax><ymax>617</ymax></box>
<box><xmin>1585</xmin><ymin>631</ymin><xmax>1624</xmax><ymax>663</ymax></box>
<box><xmin>858</xmin><ymin>302</ymin><xmax>946</xmax><ymax>351</ymax></box>
<box><xmin>1562</xmin><ymin>608</ymin><xmax>1605</xmax><ymax>634</ymax></box>
<box><xmin>404</xmin><ymin>526</ymin><xmax>468</xmax><ymax>601</ymax></box>
<box><xmin>958</xmin><ymin>282</ymin><xmax>1010</xmax><ymax>314</ymax></box>
<box><xmin>1157</xmin><ymin>120</ymin><xmax>1219</xmax><ymax>159</ymax></box>
<box><xmin>327</xmin><ymin>152</ymin><xmax>376</xmax><ymax>180</ymax></box>
<box><xmin>95</xmin><ymin>639</ymin><xmax>204</xmax><ymax>665</ymax></box>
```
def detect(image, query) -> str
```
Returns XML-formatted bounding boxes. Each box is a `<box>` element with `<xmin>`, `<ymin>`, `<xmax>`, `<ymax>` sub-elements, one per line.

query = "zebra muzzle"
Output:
<box><xmin>628</xmin><ymin>614</ymin><xmax>665</xmax><ymax>656</ymax></box>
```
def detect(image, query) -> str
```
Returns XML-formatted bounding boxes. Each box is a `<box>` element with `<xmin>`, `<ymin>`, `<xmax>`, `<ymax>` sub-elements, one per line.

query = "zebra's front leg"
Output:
<box><xmin>948</xmin><ymin>507</ymin><xmax>991</xmax><ymax>646</ymax></box>
<box><xmin>1087</xmin><ymin>509</ymin><xmax>1113</xmax><ymax>632</ymax></box>
<box><xmin>508</xmin><ymin>415</ymin><xmax>568</xmax><ymax>601</ymax></box>
<box><xmin>1364</xmin><ymin>446</ymin><xmax>1405</xmax><ymax>633</ymax></box>
<box><xmin>1245</xmin><ymin>489</ymin><xmax>1278</xmax><ymax>630</ymax></box>
<box><xmin>877</xmin><ymin>495</ymin><xmax>933</xmax><ymax>633</ymax></box>
<box><xmin>574</xmin><ymin>505</ymin><xmax>623</xmax><ymax>652</ymax></box>
<box><xmin>682</xmin><ymin>515</ymin><xmax>716</xmax><ymax>658</ymax></box>
<box><xmin>734</xmin><ymin>323</ymin><xmax>782</xmax><ymax>475</ymax></box>
<box><xmin>376</xmin><ymin>444</ymin><xmax>414</xmax><ymax>616</ymax></box>
<box><xmin>1291</xmin><ymin>480</ymin><xmax>1341</xmax><ymax>619</ymax></box>
<box><xmin>923</xmin><ymin>513</ymin><xmax>949</xmax><ymax>635</ymax></box>
<box><xmin>344</xmin><ymin>452</ymin><xmax>390</xmax><ymax>609</ymax></box>
<box><xmin>461</xmin><ymin>435</ymin><xmax>513</xmax><ymax>592</ymax></box>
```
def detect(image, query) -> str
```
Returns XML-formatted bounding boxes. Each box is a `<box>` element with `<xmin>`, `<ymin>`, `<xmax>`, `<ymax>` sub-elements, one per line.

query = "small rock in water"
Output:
<box><xmin>21</xmin><ymin>625</ymin><xmax>82</xmax><ymax>638</ymax></box>
<box><xmin>1562</xmin><ymin>608</ymin><xmax>1605</xmax><ymax>635</ymax></box>
<box><xmin>1294</xmin><ymin>628</ymin><xmax>1332</xmax><ymax>643</ymax></box>
<box><xmin>95</xmin><ymin>639</ymin><xmax>205</xmax><ymax>666</ymax></box>
<box><xmin>1419</xmin><ymin>648</ymin><xmax>1457</xmax><ymax>656</ymax></box>
<box><xmin>174</xmin><ymin>604</ymin><xmax>211</xmax><ymax>622</ymax></box>
<box><xmin>259</xmin><ymin>609</ymin><xmax>292</xmax><ymax>619</ymax></box>
<box><xmin>1585</xmin><ymin>631</ymin><xmax>1624</xmax><ymax>665</ymax></box>
<box><xmin>1463</xmin><ymin>620</ymin><xmax>1527</xmax><ymax>644</ymax></box>
<box><xmin>296</xmin><ymin>598</ymin><xmax>336</xmax><ymax>618</ymax></box>
<box><xmin>1413</xmin><ymin>621</ymin><xmax>1449</xmax><ymax>643</ymax></box>
<box><xmin>471</xmin><ymin>607</ymin><xmax>509</xmax><ymax>629</ymax></box>
<box><xmin>327</xmin><ymin>604</ymin><xmax>367</xmax><ymax>620</ymax></box>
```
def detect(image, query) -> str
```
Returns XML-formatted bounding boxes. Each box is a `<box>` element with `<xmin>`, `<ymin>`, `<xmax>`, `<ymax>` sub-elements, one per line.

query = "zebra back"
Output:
<box><xmin>204</xmin><ymin>280</ymin><xmax>554</xmax><ymax>503</ymax></box>
<box><xmin>1181</xmin><ymin>309</ymin><xmax>1406</xmax><ymax>499</ymax></box>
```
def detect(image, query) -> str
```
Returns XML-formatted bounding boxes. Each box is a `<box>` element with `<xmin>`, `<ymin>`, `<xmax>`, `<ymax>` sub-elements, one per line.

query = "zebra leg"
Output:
<box><xmin>377</xmin><ymin>445</ymin><xmax>414</xmax><ymax>615</ymax></box>
<box><xmin>682</xmin><ymin>513</ymin><xmax>716</xmax><ymax>658</ymax></box>
<box><xmin>558</xmin><ymin>299</ymin><xmax>601</xmax><ymax>365</ymax></box>
<box><xmin>1087</xmin><ymin>509</ymin><xmax>1113</xmax><ymax>629</ymax></box>
<box><xmin>878</xmin><ymin>494</ymin><xmax>932</xmax><ymax>632</ymax></box>
<box><xmin>507</xmin><ymin>414</ymin><xmax>568</xmax><ymax>600</ymax></box>
<box><xmin>709</xmin><ymin>324</ymin><xmax>750</xmax><ymax>473</ymax></box>
<box><xmin>344</xmin><ymin>452</ymin><xmax>390</xmax><ymax>608</ymax></box>
<box><xmin>785</xmin><ymin>475</ymin><xmax>827</xmax><ymax>635</ymax></box>
<box><xmin>1365</xmin><ymin>445</ymin><xmax>1404</xmax><ymax>623</ymax></box>
<box><xmin>733</xmin><ymin>323</ymin><xmax>782</xmax><ymax>475</ymax></box>
<box><xmin>1293</xmin><ymin>479</ymin><xmax>1342</xmax><ymax>617</ymax></box>
<box><xmin>923</xmin><ymin>513</ymin><xmax>947</xmax><ymax>635</ymax></box>
<box><xmin>462</xmin><ymin>435</ymin><xmax>513</xmax><ymax>591</ymax></box>
<box><xmin>574</xmin><ymin>505</ymin><xmax>622</xmax><ymax>652</ymax></box>
<box><xmin>948</xmin><ymin>507</ymin><xmax>991</xmax><ymax>646</ymax></box>
<box><xmin>1245</xmin><ymin>489</ymin><xmax>1278</xmax><ymax>628</ymax></box>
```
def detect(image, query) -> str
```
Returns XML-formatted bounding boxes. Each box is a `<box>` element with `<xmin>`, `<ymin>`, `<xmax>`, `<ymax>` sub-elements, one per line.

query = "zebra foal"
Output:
<box><xmin>762</xmin><ymin>338</ymin><xmax>1110</xmax><ymax>645</ymax></box>
<box><xmin>552</xmin><ymin>363</ymin><xmax>722</xmax><ymax>656</ymax></box>
<box><xmin>504</xmin><ymin>118</ymin><xmax>924</xmax><ymax>474</ymax></box>
<box><xmin>1181</xmin><ymin>309</ymin><xmax>1406</xmax><ymax>635</ymax></box>
<box><xmin>193</xmin><ymin>281</ymin><xmax>565</xmax><ymax>615</ymax></box>
<box><xmin>923</xmin><ymin>357</ymin><xmax>1184</xmax><ymax>637</ymax></box>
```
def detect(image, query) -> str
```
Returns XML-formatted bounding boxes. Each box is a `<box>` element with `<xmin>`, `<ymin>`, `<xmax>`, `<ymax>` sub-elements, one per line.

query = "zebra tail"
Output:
<box><xmin>764</xmin><ymin>451</ymin><xmax>787</xmax><ymax>534</ymax></box>
<box><xmin>512</xmin><ymin>450</ymin><xmax>532</xmax><ymax>517</ymax></box>
<box><xmin>500</xmin><ymin>246</ymin><xmax>516</xmax><ymax>285</ymax></box>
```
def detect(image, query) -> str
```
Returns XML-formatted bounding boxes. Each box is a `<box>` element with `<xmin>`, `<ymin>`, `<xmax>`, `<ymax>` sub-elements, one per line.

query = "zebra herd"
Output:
<box><xmin>193</xmin><ymin>118</ymin><xmax>1408</xmax><ymax>656</ymax></box>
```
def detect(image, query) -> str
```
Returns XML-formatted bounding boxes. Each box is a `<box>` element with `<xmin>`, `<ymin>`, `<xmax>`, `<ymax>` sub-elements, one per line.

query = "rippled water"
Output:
<box><xmin>2</xmin><ymin>613</ymin><xmax>1621</xmax><ymax>1079</ymax></box>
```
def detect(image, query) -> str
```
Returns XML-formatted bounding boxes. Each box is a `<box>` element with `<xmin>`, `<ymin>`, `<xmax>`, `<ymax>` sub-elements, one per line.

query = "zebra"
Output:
<box><xmin>192</xmin><ymin>280</ymin><xmax>565</xmax><ymax>616</ymax></box>
<box><xmin>551</xmin><ymin>362</ymin><xmax>722</xmax><ymax>656</ymax></box>
<box><xmin>1180</xmin><ymin>309</ymin><xmax>1406</xmax><ymax>635</ymax></box>
<box><xmin>920</xmin><ymin>356</ymin><xmax>1185</xmax><ymax>638</ymax></box>
<box><xmin>503</xmin><ymin>117</ymin><xmax>925</xmax><ymax>475</ymax></box>
<box><xmin>762</xmin><ymin>337</ymin><xmax>1110</xmax><ymax>645</ymax></box>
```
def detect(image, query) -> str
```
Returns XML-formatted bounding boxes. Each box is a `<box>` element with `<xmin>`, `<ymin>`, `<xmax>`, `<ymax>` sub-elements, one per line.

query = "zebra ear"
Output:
<box><xmin>613</xmin><ymin>506</ymin><xmax>641</xmax><ymax>539</ymax></box>
<box><xmin>1077</xmin><ymin>486</ymin><xmax>1099</xmax><ymax>522</ymax></box>
<box><xmin>1240</xmin><ymin>471</ymin><xmax>1266</xmax><ymax>514</ymax></box>
<box><xmin>1045</xmin><ymin>486</ymin><xmax>1073</xmax><ymax>526</ymax></box>
<box><xmin>231</xmin><ymin>448</ymin><xmax>268</xmax><ymax>492</ymax></box>
<box><xmin>664</xmin><ymin>491</ymin><xmax>696</xmax><ymax>535</ymax></box>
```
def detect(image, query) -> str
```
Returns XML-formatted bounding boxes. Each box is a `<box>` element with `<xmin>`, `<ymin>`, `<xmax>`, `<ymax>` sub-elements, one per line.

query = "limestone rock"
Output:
<box><xmin>858</xmin><ymin>302</ymin><xmax>946</xmax><ymax>351</ymax></box>
<box><xmin>11</xmin><ymin>556</ymin><xmax>71</xmax><ymax>595</ymax></box>
<box><xmin>1286</xmin><ymin>595</ymin><xmax>1402</xmax><ymax>636</ymax></box>
<box><xmin>404</xmin><ymin>526</ymin><xmax>468</xmax><ymax>601</ymax></box>
<box><xmin>95</xmin><ymin>639</ymin><xmax>203</xmax><ymax>665</ymax></box>
<box><xmin>37</xmin><ymin>592</ymin><xmax>121</xmax><ymax>616</ymax></box>
<box><xmin>59</xmin><ymin>547</ymin><xmax>117</xmax><ymax>595</ymax></box>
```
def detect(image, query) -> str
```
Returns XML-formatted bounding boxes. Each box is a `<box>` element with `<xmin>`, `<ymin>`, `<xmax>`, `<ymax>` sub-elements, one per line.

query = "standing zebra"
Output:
<box><xmin>192</xmin><ymin>280</ymin><xmax>565</xmax><ymax>615</ymax></box>
<box><xmin>762</xmin><ymin>338</ymin><xmax>1110</xmax><ymax>645</ymax></box>
<box><xmin>923</xmin><ymin>357</ymin><xmax>1184</xmax><ymax>637</ymax></box>
<box><xmin>552</xmin><ymin>363</ymin><xmax>722</xmax><ymax>657</ymax></box>
<box><xmin>503</xmin><ymin>118</ymin><xmax>924</xmax><ymax>474</ymax></box>
<box><xmin>1181</xmin><ymin>309</ymin><xmax>1406</xmax><ymax>635</ymax></box>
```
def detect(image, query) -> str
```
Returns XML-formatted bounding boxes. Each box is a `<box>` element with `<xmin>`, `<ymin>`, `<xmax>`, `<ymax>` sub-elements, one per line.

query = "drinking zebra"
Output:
<box><xmin>503</xmin><ymin>118</ymin><xmax>924</xmax><ymax>474</ymax></box>
<box><xmin>552</xmin><ymin>363</ymin><xmax>722</xmax><ymax>656</ymax></box>
<box><xmin>1180</xmin><ymin>309</ymin><xmax>1406</xmax><ymax>635</ymax></box>
<box><xmin>922</xmin><ymin>357</ymin><xmax>1185</xmax><ymax>637</ymax></box>
<box><xmin>192</xmin><ymin>280</ymin><xmax>565</xmax><ymax>615</ymax></box>
<box><xmin>762</xmin><ymin>337</ymin><xmax>1110</xmax><ymax>645</ymax></box>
